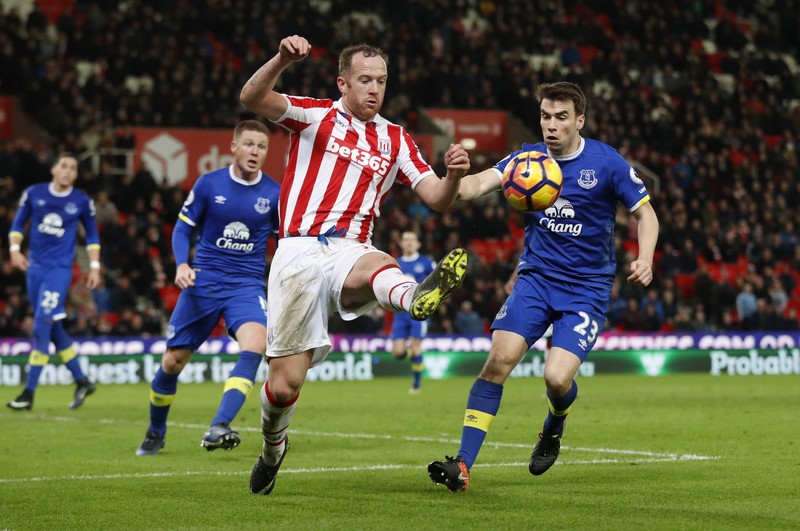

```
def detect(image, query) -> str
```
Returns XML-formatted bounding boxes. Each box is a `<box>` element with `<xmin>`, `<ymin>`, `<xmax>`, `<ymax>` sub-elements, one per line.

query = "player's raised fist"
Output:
<box><xmin>279</xmin><ymin>35</ymin><xmax>311</xmax><ymax>63</ymax></box>
<box><xmin>445</xmin><ymin>143</ymin><xmax>470</xmax><ymax>179</ymax></box>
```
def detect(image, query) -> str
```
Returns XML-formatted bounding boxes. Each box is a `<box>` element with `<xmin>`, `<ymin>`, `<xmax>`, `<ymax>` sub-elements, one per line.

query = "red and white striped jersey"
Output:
<box><xmin>274</xmin><ymin>96</ymin><xmax>435</xmax><ymax>243</ymax></box>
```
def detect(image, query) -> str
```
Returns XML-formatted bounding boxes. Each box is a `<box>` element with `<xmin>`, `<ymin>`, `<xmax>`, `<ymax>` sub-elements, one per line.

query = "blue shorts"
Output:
<box><xmin>166</xmin><ymin>284</ymin><xmax>267</xmax><ymax>351</ymax></box>
<box><xmin>491</xmin><ymin>271</ymin><xmax>609</xmax><ymax>361</ymax></box>
<box><xmin>390</xmin><ymin>312</ymin><xmax>427</xmax><ymax>340</ymax></box>
<box><xmin>27</xmin><ymin>264</ymin><xmax>72</xmax><ymax>321</ymax></box>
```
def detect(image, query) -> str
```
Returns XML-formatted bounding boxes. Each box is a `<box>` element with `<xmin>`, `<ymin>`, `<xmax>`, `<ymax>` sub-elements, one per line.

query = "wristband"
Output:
<box><xmin>9</xmin><ymin>244</ymin><xmax>20</xmax><ymax>252</ymax></box>
<box><xmin>90</xmin><ymin>260</ymin><xmax>101</xmax><ymax>270</ymax></box>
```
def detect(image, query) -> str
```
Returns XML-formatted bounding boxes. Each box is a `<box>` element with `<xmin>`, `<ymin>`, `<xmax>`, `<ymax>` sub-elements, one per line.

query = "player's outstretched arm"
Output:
<box><xmin>414</xmin><ymin>143</ymin><xmax>470</xmax><ymax>211</ymax></box>
<box><xmin>240</xmin><ymin>35</ymin><xmax>311</xmax><ymax>121</ymax></box>
<box><xmin>627</xmin><ymin>201</ymin><xmax>659</xmax><ymax>286</ymax></box>
<box><xmin>457</xmin><ymin>169</ymin><xmax>502</xmax><ymax>201</ymax></box>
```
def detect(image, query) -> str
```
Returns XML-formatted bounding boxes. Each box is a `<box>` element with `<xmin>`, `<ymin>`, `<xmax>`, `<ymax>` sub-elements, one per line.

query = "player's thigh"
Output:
<box><xmin>28</xmin><ymin>266</ymin><xmax>71</xmax><ymax>320</ymax></box>
<box><xmin>234</xmin><ymin>322</ymin><xmax>267</xmax><ymax>354</ymax></box>
<box><xmin>221</xmin><ymin>288</ymin><xmax>268</xmax><ymax>354</ymax></box>
<box><xmin>342</xmin><ymin>250</ymin><xmax>399</xmax><ymax>298</ymax></box>
<box><xmin>166</xmin><ymin>290</ymin><xmax>223</xmax><ymax>351</ymax></box>
<box><xmin>390</xmin><ymin>313</ymin><xmax>413</xmax><ymax>340</ymax></box>
<box><xmin>491</xmin><ymin>273</ymin><xmax>553</xmax><ymax>347</ymax></box>
<box><xmin>267</xmin><ymin>241</ymin><xmax>331</xmax><ymax>358</ymax></box>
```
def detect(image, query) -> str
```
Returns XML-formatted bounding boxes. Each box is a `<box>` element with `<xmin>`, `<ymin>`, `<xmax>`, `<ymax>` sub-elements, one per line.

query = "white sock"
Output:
<box><xmin>371</xmin><ymin>265</ymin><xmax>416</xmax><ymax>312</ymax></box>
<box><xmin>260</xmin><ymin>381</ymin><xmax>297</xmax><ymax>464</ymax></box>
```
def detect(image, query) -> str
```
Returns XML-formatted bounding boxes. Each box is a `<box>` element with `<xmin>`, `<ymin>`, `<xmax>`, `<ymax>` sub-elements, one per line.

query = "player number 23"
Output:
<box><xmin>573</xmin><ymin>311</ymin><xmax>598</xmax><ymax>343</ymax></box>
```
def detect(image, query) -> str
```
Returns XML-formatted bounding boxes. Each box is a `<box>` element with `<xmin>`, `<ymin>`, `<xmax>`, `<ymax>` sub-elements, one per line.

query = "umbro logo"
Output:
<box><xmin>465</xmin><ymin>414</ymin><xmax>479</xmax><ymax>423</ymax></box>
<box><xmin>215</xmin><ymin>195</ymin><xmax>227</xmax><ymax>204</ymax></box>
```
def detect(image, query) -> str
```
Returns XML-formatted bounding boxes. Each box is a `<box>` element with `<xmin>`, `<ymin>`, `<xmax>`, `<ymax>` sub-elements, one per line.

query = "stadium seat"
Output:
<box><xmin>674</xmin><ymin>273</ymin><xmax>696</xmax><ymax>299</ymax></box>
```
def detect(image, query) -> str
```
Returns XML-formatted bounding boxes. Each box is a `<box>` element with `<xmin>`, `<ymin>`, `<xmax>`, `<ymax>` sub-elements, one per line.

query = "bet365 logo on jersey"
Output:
<box><xmin>326</xmin><ymin>137</ymin><xmax>390</xmax><ymax>176</ymax></box>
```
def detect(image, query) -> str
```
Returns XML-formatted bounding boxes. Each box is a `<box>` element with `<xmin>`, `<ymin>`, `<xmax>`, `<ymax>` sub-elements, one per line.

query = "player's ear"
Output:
<box><xmin>231</xmin><ymin>140</ymin><xmax>237</xmax><ymax>154</ymax></box>
<box><xmin>576</xmin><ymin>115</ymin><xmax>585</xmax><ymax>130</ymax></box>
<box><xmin>337</xmin><ymin>76</ymin><xmax>347</xmax><ymax>94</ymax></box>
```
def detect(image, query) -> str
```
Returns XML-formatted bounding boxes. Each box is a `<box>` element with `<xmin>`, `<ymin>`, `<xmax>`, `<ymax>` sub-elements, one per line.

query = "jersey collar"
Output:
<box><xmin>229</xmin><ymin>165</ymin><xmax>262</xmax><ymax>186</ymax></box>
<box><xmin>48</xmin><ymin>182</ymin><xmax>73</xmax><ymax>197</ymax></box>
<box><xmin>548</xmin><ymin>136</ymin><xmax>585</xmax><ymax>162</ymax></box>
<box><xmin>334</xmin><ymin>99</ymin><xmax>383</xmax><ymax>125</ymax></box>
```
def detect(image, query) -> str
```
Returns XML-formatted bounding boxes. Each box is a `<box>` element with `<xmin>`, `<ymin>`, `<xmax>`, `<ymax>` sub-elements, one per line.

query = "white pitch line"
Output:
<box><xmin>0</xmin><ymin>455</ymin><xmax>714</xmax><ymax>485</ymax></box>
<box><xmin>0</xmin><ymin>413</ymin><xmax>718</xmax><ymax>463</ymax></box>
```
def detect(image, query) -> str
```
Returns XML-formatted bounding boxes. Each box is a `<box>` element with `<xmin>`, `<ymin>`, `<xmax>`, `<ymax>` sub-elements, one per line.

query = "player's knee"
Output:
<box><xmin>543</xmin><ymin>369</ymin><xmax>572</xmax><ymax>395</ymax></box>
<box><xmin>479</xmin><ymin>349</ymin><xmax>520</xmax><ymax>382</ymax></box>
<box><xmin>162</xmin><ymin>348</ymin><xmax>191</xmax><ymax>373</ymax></box>
<box><xmin>267</xmin><ymin>379</ymin><xmax>301</xmax><ymax>404</ymax></box>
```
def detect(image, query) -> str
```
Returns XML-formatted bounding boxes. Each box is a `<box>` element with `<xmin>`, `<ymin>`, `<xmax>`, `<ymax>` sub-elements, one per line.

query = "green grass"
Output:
<box><xmin>1</xmin><ymin>374</ymin><xmax>798</xmax><ymax>530</ymax></box>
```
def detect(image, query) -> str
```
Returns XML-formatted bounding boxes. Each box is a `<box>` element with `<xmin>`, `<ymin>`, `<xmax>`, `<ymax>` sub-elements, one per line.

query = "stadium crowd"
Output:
<box><xmin>1</xmin><ymin>0</ymin><xmax>799</xmax><ymax>337</ymax></box>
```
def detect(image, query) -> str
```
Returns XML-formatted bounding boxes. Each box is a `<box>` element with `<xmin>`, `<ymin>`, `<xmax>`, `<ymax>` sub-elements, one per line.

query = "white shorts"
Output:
<box><xmin>266</xmin><ymin>237</ymin><xmax>383</xmax><ymax>366</ymax></box>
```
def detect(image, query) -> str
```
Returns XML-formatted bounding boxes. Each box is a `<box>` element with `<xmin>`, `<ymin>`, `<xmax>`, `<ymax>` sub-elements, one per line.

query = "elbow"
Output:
<box><xmin>239</xmin><ymin>87</ymin><xmax>253</xmax><ymax>109</ymax></box>
<box><xmin>427</xmin><ymin>198</ymin><xmax>455</xmax><ymax>213</ymax></box>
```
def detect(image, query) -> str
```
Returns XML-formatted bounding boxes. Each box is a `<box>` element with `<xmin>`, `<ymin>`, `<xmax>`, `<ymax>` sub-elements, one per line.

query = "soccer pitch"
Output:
<box><xmin>0</xmin><ymin>374</ymin><xmax>798</xmax><ymax>530</ymax></box>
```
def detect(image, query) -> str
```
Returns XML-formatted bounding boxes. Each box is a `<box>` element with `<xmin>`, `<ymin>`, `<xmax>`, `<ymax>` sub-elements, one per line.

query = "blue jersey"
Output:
<box><xmin>177</xmin><ymin>166</ymin><xmax>280</xmax><ymax>290</ymax></box>
<box><xmin>495</xmin><ymin>138</ymin><xmax>650</xmax><ymax>289</ymax></box>
<box><xmin>10</xmin><ymin>183</ymin><xmax>100</xmax><ymax>268</ymax></box>
<box><xmin>398</xmin><ymin>253</ymin><xmax>435</xmax><ymax>283</ymax></box>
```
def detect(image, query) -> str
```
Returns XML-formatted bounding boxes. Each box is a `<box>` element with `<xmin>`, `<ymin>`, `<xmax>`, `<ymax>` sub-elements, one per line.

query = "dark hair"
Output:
<box><xmin>234</xmin><ymin>120</ymin><xmax>269</xmax><ymax>139</ymax></box>
<box><xmin>338</xmin><ymin>44</ymin><xmax>388</xmax><ymax>77</ymax></box>
<box><xmin>52</xmin><ymin>152</ymin><xmax>77</xmax><ymax>166</ymax></box>
<box><xmin>535</xmin><ymin>82</ymin><xmax>586</xmax><ymax>117</ymax></box>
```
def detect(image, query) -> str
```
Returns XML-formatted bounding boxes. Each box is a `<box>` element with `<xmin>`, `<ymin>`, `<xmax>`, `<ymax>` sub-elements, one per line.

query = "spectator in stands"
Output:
<box><xmin>658</xmin><ymin>242</ymin><xmax>681</xmax><ymax>278</ymax></box>
<box><xmin>454</xmin><ymin>300</ymin><xmax>484</xmax><ymax>335</ymax></box>
<box><xmin>93</xmin><ymin>190</ymin><xmax>119</xmax><ymax>226</ymax></box>
<box><xmin>640</xmin><ymin>288</ymin><xmax>665</xmax><ymax>323</ymax></box>
<box><xmin>111</xmin><ymin>274</ymin><xmax>139</xmax><ymax>313</ymax></box>
<box><xmin>621</xmin><ymin>298</ymin><xmax>647</xmax><ymax>330</ymax></box>
<box><xmin>767</xmin><ymin>277</ymin><xmax>788</xmax><ymax>315</ymax></box>
<box><xmin>673</xmin><ymin>305</ymin><xmax>695</xmax><ymax>332</ymax></box>
<box><xmin>735</xmin><ymin>282</ymin><xmax>758</xmax><ymax>329</ymax></box>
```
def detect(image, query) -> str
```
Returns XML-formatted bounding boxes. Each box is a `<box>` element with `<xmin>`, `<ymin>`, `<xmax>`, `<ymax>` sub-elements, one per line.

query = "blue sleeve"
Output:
<box><xmin>178</xmin><ymin>176</ymin><xmax>207</xmax><ymax>226</ymax></box>
<box><xmin>612</xmin><ymin>157</ymin><xmax>651</xmax><ymax>211</ymax></box>
<box><xmin>9</xmin><ymin>188</ymin><xmax>33</xmax><ymax>238</ymax></box>
<box><xmin>493</xmin><ymin>150</ymin><xmax>523</xmax><ymax>175</ymax></box>
<box><xmin>80</xmin><ymin>194</ymin><xmax>101</xmax><ymax>248</ymax></box>
<box><xmin>173</xmin><ymin>177</ymin><xmax>206</xmax><ymax>265</ymax></box>
<box><xmin>494</xmin><ymin>142</ymin><xmax>544</xmax><ymax>174</ymax></box>
<box><xmin>172</xmin><ymin>218</ymin><xmax>193</xmax><ymax>266</ymax></box>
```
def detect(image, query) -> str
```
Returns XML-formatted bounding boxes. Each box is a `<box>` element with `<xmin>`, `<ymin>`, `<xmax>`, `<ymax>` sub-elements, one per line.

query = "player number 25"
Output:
<box><xmin>41</xmin><ymin>290</ymin><xmax>60</xmax><ymax>310</ymax></box>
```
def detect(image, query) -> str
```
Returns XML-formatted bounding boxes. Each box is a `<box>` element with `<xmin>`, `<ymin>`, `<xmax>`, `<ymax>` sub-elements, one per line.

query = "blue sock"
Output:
<box><xmin>543</xmin><ymin>380</ymin><xmax>578</xmax><ymax>436</ymax></box>
<box><xmin>148</xmin><ymin>367</ymin><xmax>179</xmax><ymax>436</ymax></box>
<box><xmin>211</xmin><ymin>351</ymin><xmax>262</xmax><ymax>426</ymax></box>
<box><xmin>25</xmin><ymin>365</ymin><xmax>44</xmax><ymax>392</ymax></box>
<box><xmin>410</xmin><ymin>354</ymin><xmax>423</xmax><ymax>390</ymax></box>
<box><xmin>64</xmin><ymin>358</ymin><xmax>86</xmax><ymax>382</ymax></box>
<box><xmin>25</xmin><ymin>318</ymin><xmax>54</xmax><ymax>393</ymax></box>
<box><xmin>52</xmin><ymin>323</ymin><xmax>87</xmax><ymax>382</ymax></box>
<box><xmin>51</xmin><ymin>321</ymin><xmax>72</xmax><ymax>351</ymax></box>
<box><xmin>458</xmin><ymin>378</ymin><xmax>503</xmax><ymax>469</ymax></box>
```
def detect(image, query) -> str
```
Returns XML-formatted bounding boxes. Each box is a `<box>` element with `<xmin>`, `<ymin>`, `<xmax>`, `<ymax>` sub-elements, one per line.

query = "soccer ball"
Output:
<box><xmin>501</xmin><ymin>151</ymin><xmax>563</xmax><ymax>211</ymax></box>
